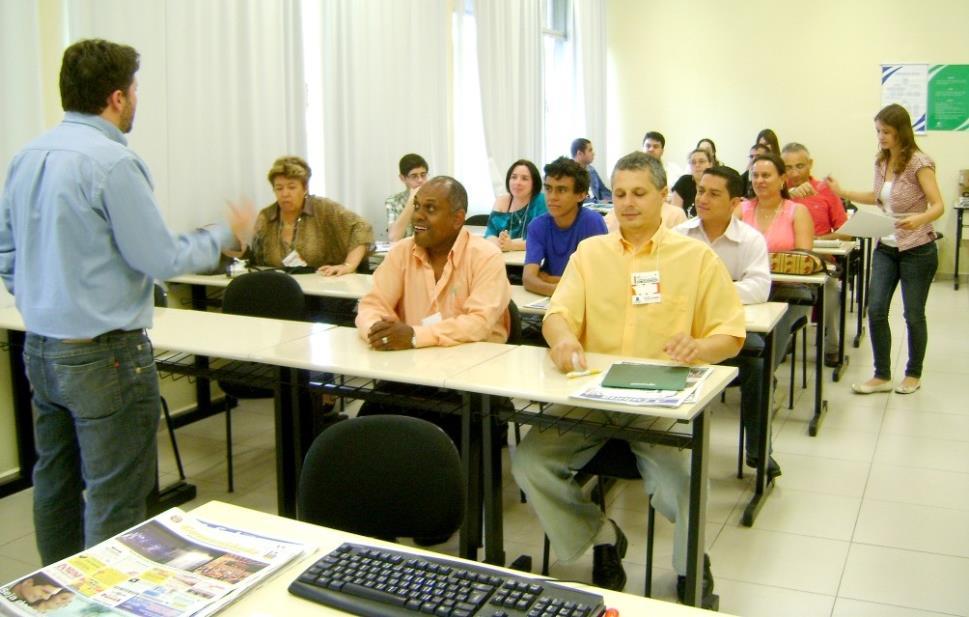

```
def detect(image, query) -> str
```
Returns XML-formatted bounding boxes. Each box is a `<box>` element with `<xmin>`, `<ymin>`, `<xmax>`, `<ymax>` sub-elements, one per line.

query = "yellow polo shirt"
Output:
<box><xmin>545</xmin><ymin>224</ymin><xmax>746</xmax><ymax>361</ymax></box>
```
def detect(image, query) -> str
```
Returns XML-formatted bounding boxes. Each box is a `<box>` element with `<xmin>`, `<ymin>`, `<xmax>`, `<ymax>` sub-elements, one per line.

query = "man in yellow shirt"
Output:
<box><xmin>511</xmin><ymin>152</ymin><xmax>745</xmax><ymax>606</ymax></box>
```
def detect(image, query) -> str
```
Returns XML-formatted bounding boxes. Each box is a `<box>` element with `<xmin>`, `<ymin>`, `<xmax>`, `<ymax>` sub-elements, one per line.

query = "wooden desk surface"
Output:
<box><xmin>191</xmin><ymin>501</ymin><xmax>733</xmax><ymax>617</ymax></box>
<box><xmin>444</xmin><ymin>344</ymin><xmax>737</xmax><ymax>422</ymax></box>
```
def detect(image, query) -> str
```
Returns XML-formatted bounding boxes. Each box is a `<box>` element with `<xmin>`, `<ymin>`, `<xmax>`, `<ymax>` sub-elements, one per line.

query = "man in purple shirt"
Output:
<box><xmin>523</xmin><ymin>157</ymin><xmax>608</xmax><ymax>296</ymax></box>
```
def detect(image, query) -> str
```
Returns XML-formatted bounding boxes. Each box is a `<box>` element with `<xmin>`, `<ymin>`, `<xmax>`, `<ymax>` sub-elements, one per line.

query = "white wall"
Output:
<box><xmin>606</xmin><ymin>0</ymin><xmax>969</xmax><ymax>274</ymax></box>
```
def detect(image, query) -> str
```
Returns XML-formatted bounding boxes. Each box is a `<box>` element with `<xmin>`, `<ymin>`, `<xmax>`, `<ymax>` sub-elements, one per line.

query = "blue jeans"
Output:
<box><xmin>24</xmin><ymin>330</ymin><xmax>160</xmax><ymax>565</ymax></box>
<box><xmin>868</xmin><ymin>242</ymin><xmax>938</xmax><ymax>380</ymax></box>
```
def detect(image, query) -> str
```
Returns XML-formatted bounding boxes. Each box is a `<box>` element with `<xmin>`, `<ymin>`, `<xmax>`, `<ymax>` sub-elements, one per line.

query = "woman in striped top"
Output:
<box><xmin>827</xmin><ymin>104</ymin><xmax>945</xmax><ymax>395</ymax></box>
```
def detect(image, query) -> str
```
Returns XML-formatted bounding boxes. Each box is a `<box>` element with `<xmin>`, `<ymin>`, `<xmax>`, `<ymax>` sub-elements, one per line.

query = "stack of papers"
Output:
<box><xmin>0</xmin><ymin>508</ymin><xmax>311</xmax><ymax>617</ymax></box>
<box><xmin>837</xmin><ymin>204</ymin><xmax>896</xmax><ymax>238</ymax></box>
<box><xmin>571</xmin><ymin>365</ymin><xmax>712</xmax><ymax>407</ymax></box>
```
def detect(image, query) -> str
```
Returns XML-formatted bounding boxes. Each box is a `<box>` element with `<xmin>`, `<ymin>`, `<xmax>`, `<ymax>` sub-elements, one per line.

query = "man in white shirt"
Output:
<box><xmin>675</xmin><ymin>166</ymin><xmax>780</xmax><ymax>479</ymax></box>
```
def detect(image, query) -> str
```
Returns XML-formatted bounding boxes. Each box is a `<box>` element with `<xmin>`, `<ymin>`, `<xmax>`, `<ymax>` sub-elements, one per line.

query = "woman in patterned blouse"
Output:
<box><xmin>827</xmin><ymin>104</ymin><xmax>945</xmax><ymax>395</ymax></box>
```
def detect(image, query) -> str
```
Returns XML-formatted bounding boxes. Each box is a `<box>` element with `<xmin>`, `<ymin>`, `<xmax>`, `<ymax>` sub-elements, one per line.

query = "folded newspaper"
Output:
<box><xmin>0</xmin><ymin>508</ymin><xmax>311</xmax><ymax>617</ymax></box>
<box><xmin>571</xmin><ymin>365</ymin><xmax>712</xmax><ymax>407</ymax></box>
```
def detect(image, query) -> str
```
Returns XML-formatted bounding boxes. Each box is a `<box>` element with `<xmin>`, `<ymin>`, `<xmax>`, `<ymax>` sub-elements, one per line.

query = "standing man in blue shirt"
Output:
<box><xmin>0</xmin><ymin>39</ymin><xmax>252</xmax><ymax>564</ymax></box>
<box><xmin>522</xmin><ymin>157</ymin><xmax>608</xmax><ymax>296</ymax></box>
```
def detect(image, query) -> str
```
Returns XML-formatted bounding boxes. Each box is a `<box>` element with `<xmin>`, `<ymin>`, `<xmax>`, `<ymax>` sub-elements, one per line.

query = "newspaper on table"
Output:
<box><xmin>0</xmin><ymin>508</ymin><xmax>311</xmax><ymax>617</ymax></box>
<box><xmin>571</xmin><ymin>365</ymin><xmax>712</xmax><ymax>408</ymax></box>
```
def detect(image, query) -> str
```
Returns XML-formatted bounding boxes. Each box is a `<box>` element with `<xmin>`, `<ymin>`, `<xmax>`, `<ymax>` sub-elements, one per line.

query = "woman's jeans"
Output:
<box><xmin>868</xmin><ymin>242</ymin><xmax>938</xmax><ymax>380</ymax></box>
<box><xmin>24</xmin><ymin>330</ymin><xmax>159</xmax><ymax>565</ymax></box>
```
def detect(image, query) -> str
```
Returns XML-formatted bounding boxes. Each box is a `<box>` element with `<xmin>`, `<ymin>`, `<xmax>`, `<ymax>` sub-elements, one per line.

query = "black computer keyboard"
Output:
<box><xmin>288</xmin><ymin>543</ymin><xmax>606</xmax><ymax>617</ymax></box>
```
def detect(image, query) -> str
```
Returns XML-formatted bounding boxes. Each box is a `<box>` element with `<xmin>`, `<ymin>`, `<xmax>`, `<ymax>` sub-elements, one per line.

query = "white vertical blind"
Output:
<box><xmin>0</xmin><ymin>1</ymin><xmax>44</xmax><ymax>188</ymax></box>
<box><xmin>310</xmin><ymin>0</ymin><xmax>450</xmax><ymax>237</ymax></box>
<box><xmin>473</xmin><ymin>0</ymin><xmax>544</xmax><ymax>198</ymax></box>
<box><xmin>64</xmin><ymin>0</ymin><xmax>306</xmax><ymax>231</ymax></box>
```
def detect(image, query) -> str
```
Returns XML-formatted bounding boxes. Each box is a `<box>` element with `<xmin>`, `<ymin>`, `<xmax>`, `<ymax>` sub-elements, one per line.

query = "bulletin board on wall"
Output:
<box><xmin>881</xmin><ymin>63</ymin><xmax>969</xmax><ymax>133</ymax></box>
<box><xmin>928</xmin><ymin>64</ymin><xmax>969</xmax><ymax>131</ymax></box>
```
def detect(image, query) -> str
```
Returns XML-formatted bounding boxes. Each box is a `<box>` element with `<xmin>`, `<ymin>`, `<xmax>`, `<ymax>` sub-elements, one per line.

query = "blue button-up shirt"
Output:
<box><xmin>0</xmin><ymin>112</ymin><xmax>231</xmax><ymax>338</ymax></box>
<box><xmin>587</xmin><ymin>165</ymin><xmax>611</xmax><ymax>202</ymax></box>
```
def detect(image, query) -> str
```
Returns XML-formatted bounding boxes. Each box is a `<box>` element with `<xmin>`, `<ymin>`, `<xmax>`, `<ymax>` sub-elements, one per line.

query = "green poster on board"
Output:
<box><xmin>928</xmin><ymin>64</ymin><xmax>969</xmax><ymax>131</ymax></box>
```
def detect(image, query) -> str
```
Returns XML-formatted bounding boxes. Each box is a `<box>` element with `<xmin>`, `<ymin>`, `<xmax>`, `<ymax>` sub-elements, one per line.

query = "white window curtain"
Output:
<box><xmin>473</xmin><ymin>0</ymin><xmax>543</xmax><ymax>199</ymax></box>
<box><xmin>0</xmin><ymin>1</ymin><xmax>44</xmax><ymax>187</ymax></box>
<box><xmin>64</xmin><ymin>0</ymin><xmax>306</xmax><ymax>232</ymax></box>
<box><xmin>311</xmin><ymin>0</ymin><xmax>450</xmax><ymax>237</ymax></box>
<box><xmin>572</xmin><ymin>0</ymin><xmax>607</xmax><ymax>165</ymax></box>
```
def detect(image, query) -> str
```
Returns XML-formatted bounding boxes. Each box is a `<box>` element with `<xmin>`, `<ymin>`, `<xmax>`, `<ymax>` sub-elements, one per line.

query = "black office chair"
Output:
<box><xmin>298</xmin><ymin>415</ymin><xmax>465</xmax><ymax>541</ymax></box>
<box><xmin>538</xmin><ymin>439</ymin><xmax>657</xmax><ymax>596</ymax></box>
<box><xmin>219</xmin><ymin>270</ymin><xmax>306</xmax><ymax>491</ymax></box>
<box><xmin>465</xmin><ymin>214</ymin><xmax>490</xmax><ymax>227</ymax></box>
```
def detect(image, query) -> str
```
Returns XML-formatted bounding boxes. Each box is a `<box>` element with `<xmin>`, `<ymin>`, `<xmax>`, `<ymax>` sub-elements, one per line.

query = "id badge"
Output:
<box><xmin>282</xmin><ymin>250</ymin><xmax>308</xmax><ymax>267</ymax></box>
<box><xmin>631</xmin><ymin>271</ymin><xmax>661</xmax><ymax>305</ymax></box>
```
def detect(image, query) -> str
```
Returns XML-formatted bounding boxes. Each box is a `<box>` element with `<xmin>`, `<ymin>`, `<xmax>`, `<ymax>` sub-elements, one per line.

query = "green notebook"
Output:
<box><xmin>601</xmin><ymin>363</ymin><xmax>690</xmax><ymax>391</ymax></box>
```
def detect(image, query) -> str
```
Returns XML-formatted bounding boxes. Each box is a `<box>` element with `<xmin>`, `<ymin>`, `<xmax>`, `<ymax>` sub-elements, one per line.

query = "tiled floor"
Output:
<box><xmin>2</xmin><ymin>280</ymin><xmax>968</xmax><ymax>616</ymax></box>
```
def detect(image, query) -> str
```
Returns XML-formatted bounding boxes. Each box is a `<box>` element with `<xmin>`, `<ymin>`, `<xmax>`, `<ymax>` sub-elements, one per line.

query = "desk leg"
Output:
<box><xmin>459</xmin><ymin>393</ymin><xmax>483</xmax><ymax>560</ymax></box>
<box><xmin>685</xmin><ymin>410</ymin><xmax>712</xmax><ymax>607</ymax></box>
<box><xmin>481</xmin><ymin>395</ymin><xmax>505</xmax><ymax>566</ymax></box>
<box><xmin>809</xmin><ymin>286</ymin><xmax>828</xmax><ymax>437</ymax></box>
<box><xmin>274</xmin><ymin>366</ymin><xmax>300</xmax><ymax>519</ymax></box>
<box><xmin>956</xmin><ymin>209</ymin><xmax>963</xmax><ymax>291</ymax></box>
<box><xmin>832</xmin><ymin>254</ymin><xmax>850</xmax><ymax>382</ymax></box>
<box><xmin>742</xmin><ymin>329</ymin><xmax>775</xmax><ymax>526</ymax></box>
<box><xmin>854</xmin><ymin>239</ymin><xmax>870</xmax><ymax>348</ymax></box>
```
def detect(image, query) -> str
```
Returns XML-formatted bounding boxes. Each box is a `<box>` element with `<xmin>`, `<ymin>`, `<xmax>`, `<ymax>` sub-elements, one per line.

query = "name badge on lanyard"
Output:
<box><xmin>631</xmin><ymin>271</ymin><xmax>661</xmax><ymax>305</ymax></box>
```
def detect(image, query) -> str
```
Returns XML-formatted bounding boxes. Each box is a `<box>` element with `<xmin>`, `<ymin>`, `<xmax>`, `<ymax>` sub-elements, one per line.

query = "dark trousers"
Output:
<box><xmin>723</xmin><ymin>334</ymin><xmax>767</xmax><ymax>459</ymax></box>
<box><xmin>868</xmin><ymin>242</ymin><xmax>938</xmax><ymax>379</ymax></box>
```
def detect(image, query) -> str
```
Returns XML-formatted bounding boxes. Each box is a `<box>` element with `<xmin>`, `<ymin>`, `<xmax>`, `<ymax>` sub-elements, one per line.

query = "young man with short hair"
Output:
<box><xmin>513</xmin><ymin>152</ymin><xmax>745</xmax><ymax>607</ymax></box>
<box><xmin>571</xmin><ymin>138</ymin><xmax>611</xmax><ymax>202</ymax></box>
<box><xmin>385</xmin><ymin>153</ymin><xmax>429</xmax><ymax>242</ymax></box>
<box><xmin>640</xmin><ymin>130</ymin><xmax>680</xmax><ymax>189</ymax></box>
<box><xmin>522</xmin><ymin>157</ymin><xmax>607</xmax><ymax>296</ymax></box>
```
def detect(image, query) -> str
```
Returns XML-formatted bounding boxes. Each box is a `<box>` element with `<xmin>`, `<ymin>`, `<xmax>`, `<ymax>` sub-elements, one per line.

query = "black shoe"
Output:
<box><xmin>676</xmin><ymin>554</ymin><xmax>715</xmax><ymax>606</ymax></box>
<box><xmin>592</xmin><ymin>520</ymin><xmax>627</xmax><ymax>591</ymax></box>
<box><xmin>746</xmin><ymin>454</ymin><xmax>783</xmax><ymax>481</ymax></box>
<box><xmin>824</xmin><ymin>353</ymin><xmax>840</xmax><ymax>368</ymax></box>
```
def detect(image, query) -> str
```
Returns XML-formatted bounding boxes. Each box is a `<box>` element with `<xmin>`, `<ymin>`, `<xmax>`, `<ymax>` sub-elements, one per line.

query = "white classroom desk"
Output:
<box><xmin>254</xmin><ymin>325</ymin><xmax>515</xmax><ymax>389</ymax></box>
<box><xmin>770</xmin><ymin>271</ymin><xmax>828</xmax><ymax>436</ymax></box>
<box><xmin>192</xmin><ymin>501</ymin><xmax>733</xmax><ymax>617</ymax></box>
<box><xmin>503</xmin><ymin>250</ymin><xmax>527</xmax><ymax>267</ymax></box>
<box><xmin>149</xmin><ymin>305</ymin><xmax>331</xmax><ymax>359</ymax></box>
<box><xmin>445</xmin><ymin>345</ymin><xmax>736</xmax><ymax>606</ymax></box>
<box><xmin>813</xmin><ymin>239</ymin><xmax>862</xmax><ymax>378</ymax></box>
<box><xmin>169</xmin><ymin>272</ymin><xmax>374</xmax><ymax>300</ymax></box>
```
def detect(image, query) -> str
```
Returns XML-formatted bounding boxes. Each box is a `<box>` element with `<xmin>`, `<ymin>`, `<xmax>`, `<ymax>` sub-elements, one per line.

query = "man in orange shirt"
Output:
<box><xmin>356</xmin><ymin>176</ymin><xmax>511</xmax><ymax>349</ymax></box>
<box><xmin>355</xmin><ymin>176</ymin><xmax>511</xmax><ymax>457</ymax></box>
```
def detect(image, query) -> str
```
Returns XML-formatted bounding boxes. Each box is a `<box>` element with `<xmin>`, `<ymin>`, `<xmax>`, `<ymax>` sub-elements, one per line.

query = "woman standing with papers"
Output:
<box><xmin>827</xmin><ymin>103</ymin><xmax>944</xmax><ymax>395</ymax></box>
